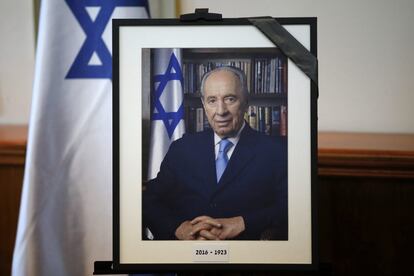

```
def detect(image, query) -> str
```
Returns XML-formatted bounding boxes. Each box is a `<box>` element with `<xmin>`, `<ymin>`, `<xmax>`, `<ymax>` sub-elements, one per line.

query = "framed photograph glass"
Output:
<box><xmin>112</xmin><ymin>16</ymin><xmax>318</xmax><ymax>273</ymax></box>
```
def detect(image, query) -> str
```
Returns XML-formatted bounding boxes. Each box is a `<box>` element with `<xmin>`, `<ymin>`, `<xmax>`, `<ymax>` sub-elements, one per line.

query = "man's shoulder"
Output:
<box><xmin>170</xmin><ymin>129</ymin><xmax>212</xmax><ymax>149</ymax></box>
<box><xmin>242</xmin><ymin>128</ymin><xmax>287</xmax><ymax>163</ymax></box>
<box><xmin>244</xmin><ymin>127</ymin><xmax>286</xmax><ymax>149</ymax></box>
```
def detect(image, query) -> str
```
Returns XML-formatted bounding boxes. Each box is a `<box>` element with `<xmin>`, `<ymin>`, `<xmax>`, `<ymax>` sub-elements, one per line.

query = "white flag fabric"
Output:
<box><xmin>12</xmin><ymin>1</ymin><xmax>148</xmax><ymax>275</ymax></box>
<box><xmin>147</xmin><ymin>49</ymin><xmax>185</xmax><ymax>180</ymax></box>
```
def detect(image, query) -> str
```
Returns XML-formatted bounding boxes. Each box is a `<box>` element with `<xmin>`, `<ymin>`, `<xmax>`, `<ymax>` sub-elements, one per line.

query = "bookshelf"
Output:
<box><xmin>182</xmin><ymin>48</ymin><xmax>288</xmax><ymax>136</ymax></box>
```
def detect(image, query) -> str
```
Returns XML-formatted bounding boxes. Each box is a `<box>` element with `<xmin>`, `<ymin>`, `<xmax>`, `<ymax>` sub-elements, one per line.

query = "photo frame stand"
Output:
<box><xmin>95</xmin><ymin>8</ymin><xmax>318</xmax><ymax>274</ymax></box>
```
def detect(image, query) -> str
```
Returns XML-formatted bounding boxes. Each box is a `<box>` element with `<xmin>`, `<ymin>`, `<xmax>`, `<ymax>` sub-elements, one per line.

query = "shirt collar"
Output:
<box><xmin>214</xmin><ymin>121</ymin><xmax>246</xmax><ymax>146</ymax></box>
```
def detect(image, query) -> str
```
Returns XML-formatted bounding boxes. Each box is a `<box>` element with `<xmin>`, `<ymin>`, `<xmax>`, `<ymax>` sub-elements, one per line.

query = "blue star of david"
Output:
<box><xmin>65</xmin><ymin>0</ymin><xmax>149</xmax><ymax>79</ymax></box>
<box><xmin>151</xmin><ymin>53</ymin><xmax>184</xmax><ymax>139</ymax></box>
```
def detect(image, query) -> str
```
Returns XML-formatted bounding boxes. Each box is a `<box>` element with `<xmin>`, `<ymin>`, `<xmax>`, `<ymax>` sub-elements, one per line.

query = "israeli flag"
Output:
<box><xmin>147</xmin><ymin>49</ymin><xmax>185</xmax><ymax>180</ymax></box>
<box><xmin>12</xmin><ymin>1</ymin><xmax>148</xmax><ymax>275</ymax></box>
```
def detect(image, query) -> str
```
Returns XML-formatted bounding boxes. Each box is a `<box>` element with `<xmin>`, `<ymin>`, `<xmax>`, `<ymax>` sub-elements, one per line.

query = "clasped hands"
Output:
<box><xmin>175</xmin><ymin>215</ymin><xmax>245</xmax><ymax>240</ymax></box>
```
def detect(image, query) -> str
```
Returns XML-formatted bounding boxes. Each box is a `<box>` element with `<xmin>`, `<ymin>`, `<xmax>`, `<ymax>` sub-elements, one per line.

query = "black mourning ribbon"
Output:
<box><xmin>249</xmin><ymin>17</ymin><xmax>318</xmax><ymax>90</ymax></box>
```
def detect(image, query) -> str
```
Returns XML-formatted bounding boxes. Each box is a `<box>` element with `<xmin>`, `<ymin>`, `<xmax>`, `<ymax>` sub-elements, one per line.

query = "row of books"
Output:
<box><xmin>184</xmin><ymin>105</ymin><xmax>287</xmax><ymax>136</ymax></box>
<box><xmin>245</xmin><ymin>105</ymin><xmax>287</xmax><ymax>136</ymax></box>
<box><xmin>182</xmin><ymin>60</ymin><xmax>251</xmax><ymax>95</ymax></box>
<box><xmin>184</xmin><ymin>107</ymin><xmax>210</xmax><ymax>134</ymax></box>
<box><xmin>254</xmin><ymin>57</ymin><xmax>287</xmax><ymax>94</ymax></box>
<box><xmin>182</xmin><ymin>57</ymin><xmax>287</xmax><ymax>95</ymax></box>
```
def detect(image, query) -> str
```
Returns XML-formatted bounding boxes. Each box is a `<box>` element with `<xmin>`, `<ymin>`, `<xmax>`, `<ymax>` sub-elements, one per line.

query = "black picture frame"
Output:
<box><xmin>109</xmin><ymin>15</ymin><xmax>318</xmax><ymax>274</ymax></box>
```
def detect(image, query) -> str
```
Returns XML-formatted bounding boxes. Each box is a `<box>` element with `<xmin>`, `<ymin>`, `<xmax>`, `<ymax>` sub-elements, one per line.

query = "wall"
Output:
<box><xmin>150</xmin><ymin>0</ymin><xmax>177</xmax><ymax>18</ymax></box>
<box><xmin>0</xmin><ymin>0</ymin><xmax>35</xmax><ymax>125</ymax></box>
<box><xmin>179</xmin><ymin>0</ymin><xmax>414</xmax><ymax>134</ymax></box>
<box><xmin>0</xmin><ymin>0</ymin><xmax>175</xmax><ymax>126</ymax></box>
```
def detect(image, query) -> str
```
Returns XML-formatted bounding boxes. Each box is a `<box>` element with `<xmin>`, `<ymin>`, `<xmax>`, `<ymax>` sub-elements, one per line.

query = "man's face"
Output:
<box><xmin>202</xmin><ymin>70</ymin><xmax>247</xmax><ymax>138</ymax></box>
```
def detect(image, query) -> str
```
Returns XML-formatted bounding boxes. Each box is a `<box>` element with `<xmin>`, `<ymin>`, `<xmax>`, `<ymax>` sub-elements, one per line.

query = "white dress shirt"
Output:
<box><xmin>214</xmin><ymin>121</ymin><xmax>246</xmax><ymax>160</ymax></box>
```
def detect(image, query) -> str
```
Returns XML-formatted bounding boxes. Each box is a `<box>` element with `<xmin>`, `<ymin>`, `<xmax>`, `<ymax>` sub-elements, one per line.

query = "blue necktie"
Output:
<box><xmin>216</xmin><ymin>139</ymin><xmax>233</xmax><ymax>182</ymax></box>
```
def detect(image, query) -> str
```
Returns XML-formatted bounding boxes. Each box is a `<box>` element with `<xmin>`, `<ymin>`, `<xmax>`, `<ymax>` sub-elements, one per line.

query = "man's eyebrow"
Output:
<box><xmin>223</xmin><ymin>93</ymin><xmax>239</xmax><ymax>98</ymax></box>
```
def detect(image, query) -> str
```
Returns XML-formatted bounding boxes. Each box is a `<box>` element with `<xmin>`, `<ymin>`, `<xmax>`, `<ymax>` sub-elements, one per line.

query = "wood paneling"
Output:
<box><xmin>318</xmin><ymin>176</ymin><xmax>414</xmax><ymax>276</ymax></box>
<box><xmin>0</xmin><ymin>125</ymin><xmax>27</xmax><ymax>165</ymax></box>
<box><xmin>1</xmin><ymin>128</ymin><xmax>413</xmax><ymax>276</ymax></box>
<box><xmin>318</xmin><ymin>132</ymin><xmax>414</xmax><ymax>275</ymax></box>
<box><xmin>0</xmin><ymin>125</ymin><xmax>26</xmax><ymax>276</ymax></box>
<box><xmin>319</xmin><ymin>132</ymin><xmax>414</xmax><ymax>178</ymax></box>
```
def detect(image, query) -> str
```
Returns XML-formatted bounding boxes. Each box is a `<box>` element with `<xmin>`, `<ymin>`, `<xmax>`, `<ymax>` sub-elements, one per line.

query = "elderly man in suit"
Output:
<box><xmin>143</xmin><ymin>66</ymin><xmax>287</xmax><ymax>240</ymax></box>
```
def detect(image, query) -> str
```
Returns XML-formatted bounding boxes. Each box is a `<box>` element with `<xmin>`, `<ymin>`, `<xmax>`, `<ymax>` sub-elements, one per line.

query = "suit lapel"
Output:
<box><xmin>197</xmin><ymin>129</ymin><xmax>217</xmax><ymax>196</ymax></box>
<box><xmin>215</xmin><ymin>126</ymin><xmax>256</xmax><ymax>190</ymax></box>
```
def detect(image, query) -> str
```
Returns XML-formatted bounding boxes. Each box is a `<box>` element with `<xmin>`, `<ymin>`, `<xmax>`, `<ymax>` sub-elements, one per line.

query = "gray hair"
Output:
<box><xmin>200</xmin><ymin>66</ymin><xmax>249</xmax><ymax>104</ymax></box>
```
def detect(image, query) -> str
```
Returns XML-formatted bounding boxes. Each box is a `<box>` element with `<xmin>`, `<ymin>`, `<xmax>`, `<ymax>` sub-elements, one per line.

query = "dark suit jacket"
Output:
<box><xmin>143</xmin><ymin>125</ymin><xmax>287</xmax><ymax>240</ymax></box>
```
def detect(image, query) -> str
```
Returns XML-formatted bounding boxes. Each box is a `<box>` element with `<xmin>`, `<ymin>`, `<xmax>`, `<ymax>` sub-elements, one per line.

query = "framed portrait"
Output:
<box><xmin>110</xmin><ymin>15</ymin><xmax>318</xmax><ymax>273</ymax></box>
